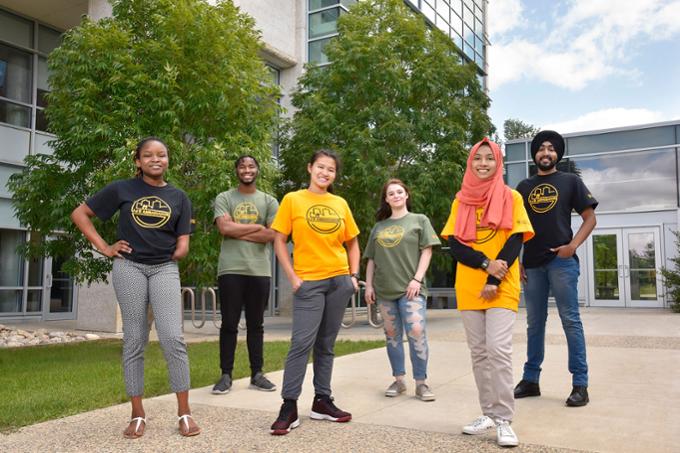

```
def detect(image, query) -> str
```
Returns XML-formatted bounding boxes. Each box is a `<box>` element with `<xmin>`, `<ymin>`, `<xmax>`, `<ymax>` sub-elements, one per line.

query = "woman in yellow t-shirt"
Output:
<box><xmin>441</xmin><ymin>138</ymin><xmax>533</xmax><ymax>448</ymax></box>
<box><xmin>269</xmin><ymin>149</ymin><xmax>360</xmax><ymax>435</ymax></box>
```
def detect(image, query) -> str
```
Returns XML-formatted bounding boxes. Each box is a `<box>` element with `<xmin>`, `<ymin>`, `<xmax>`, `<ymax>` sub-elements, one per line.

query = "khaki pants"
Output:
<box><xmin>461</xmin><ymin>308</ymin><xmax>516</xmax><ymax>422</ymax></box>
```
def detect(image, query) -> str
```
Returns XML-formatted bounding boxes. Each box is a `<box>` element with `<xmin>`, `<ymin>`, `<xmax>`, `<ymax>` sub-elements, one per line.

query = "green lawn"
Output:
<box><xmin>0</xmin><ymin>339</ymin><xmax>383</xmax><ymax>432</ymax></box>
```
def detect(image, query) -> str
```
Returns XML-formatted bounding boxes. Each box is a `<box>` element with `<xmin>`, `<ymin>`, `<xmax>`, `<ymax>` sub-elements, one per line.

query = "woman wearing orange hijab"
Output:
<box><xmin>441</xmin><ymin>138</ymin><xmax>533</xmax><ymax>448</ymax></box>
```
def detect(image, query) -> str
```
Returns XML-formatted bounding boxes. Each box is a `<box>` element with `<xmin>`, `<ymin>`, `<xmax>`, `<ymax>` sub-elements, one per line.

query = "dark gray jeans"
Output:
<box><xmin>281</xmin><ymin>275</ymin><xmax>355</xmax><ymax>400</ymax></box>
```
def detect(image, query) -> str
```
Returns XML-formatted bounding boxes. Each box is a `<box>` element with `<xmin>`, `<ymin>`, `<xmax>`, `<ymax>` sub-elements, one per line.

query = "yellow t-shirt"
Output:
<box><xmin>440</xmin><ymin>190</ymin><xmax>534</xmax><ymax>311</ymax></box>
<box><xmin>271</xmin><ymin>189</ymin><xmax>360</xmax><ymax>281</ymax></box>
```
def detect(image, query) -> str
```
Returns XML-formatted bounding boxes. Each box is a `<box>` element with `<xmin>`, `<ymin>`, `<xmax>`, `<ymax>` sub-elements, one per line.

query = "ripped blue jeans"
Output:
<box><xmin>378</xmin><ymin>294</ymin><xmax>429</xmax><ymax>380</ymax></box>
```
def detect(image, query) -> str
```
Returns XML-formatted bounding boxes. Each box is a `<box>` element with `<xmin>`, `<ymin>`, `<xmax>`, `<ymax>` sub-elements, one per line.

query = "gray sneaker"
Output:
<box><xmin>250</xmin><ymin>372</ymin><xmax>277</xmax><ymax>392</ymax></box>
<box><xmin>415</xmin><ymin>383</ymin><xmax>435</xmax><ymax>401</ymax></box>
<box><xmin>212</xmin><ymin>374</ymin><xmax>232</xmax><ymax>394</ymax></box>
<box><xmin>384</xmin><ymin>380</ymin><xmax>406</xmax><ymax>397</ymax></box>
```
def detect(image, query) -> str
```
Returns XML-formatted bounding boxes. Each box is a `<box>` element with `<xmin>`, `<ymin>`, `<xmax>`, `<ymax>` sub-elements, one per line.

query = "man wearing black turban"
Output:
<box><xmin>514</xmin><ymin>130</ymin><xmax>598</xmax><ymax>407</ymax></box>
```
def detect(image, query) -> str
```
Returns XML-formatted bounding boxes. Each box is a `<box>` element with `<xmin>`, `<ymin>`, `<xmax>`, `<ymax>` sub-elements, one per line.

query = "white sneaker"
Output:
<box><xmin>496</xmin><ymin>420</ymin><xmax>519</xmax><ymax>447</ymax></box>
<box><xmin>462</xmin><ymin>415</ymin><xmax>496</xmax><ymax>435</ymax></box>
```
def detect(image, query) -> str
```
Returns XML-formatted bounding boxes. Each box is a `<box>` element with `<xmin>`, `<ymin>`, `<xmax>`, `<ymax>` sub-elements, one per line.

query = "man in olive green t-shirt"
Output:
<box><xmin>211</xmin><ymin>156</ymin><xmax>279</xmax><ymax>395</ymax></box>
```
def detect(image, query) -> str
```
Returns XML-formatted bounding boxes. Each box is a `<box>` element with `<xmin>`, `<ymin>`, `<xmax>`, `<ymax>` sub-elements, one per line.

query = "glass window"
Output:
<box><xmin>37</xmin><ymin>56</ymin><xmax>50</xmax><ymax>108</ymax></box>
<box><xmin>0</xmin><ymin>228</ymin><xmax>24</xmax><ymax>286</ymax></box>
<box><xmin>0</xmin><ymin>9</ymin><xmax>33</xmax><ymax>48</ymax></box>
<box><xmin>567</xmin><ymin>126</ymin><xmax>676</xmax><ymax>155</ymax></box>
<box><xmin>463</xmin><ymin>41</ymin><xmax>474</xmax><ymax>60</ymax></box>
<box><xmin>436</xmin><ymin>0</ymin><xmax>450</xmax><ymax>21</ymax></box>
<box><xmin>505</xmin><ymin>162</ymin><xmax>526</xmax><ymax>188</ymax></box>
<box><xmin>340</xmin><ymin>0</ymin><xmax>356</xmax><ymax>8</ymax></box>
<box><xmin>0</xmin><ymin>289</ymin><xmax>21</xmax><ymax>313</ymax></box>
<box><xmin>450</xmin><ymin>11</ymin><xmax>463</xmax><ymax>36</ymax></box>
<box><xmin>436</xmin><ymin>14</ymin><xmax>449</xmax><ymax>33</ymax></box>
<box><xmin>26</xmin><ymin>289</ymin><xmax>42</xmax><ymax>312</ymax></box>
<box><xmin>0</xmin><ymin>43</ymin><xmax>33</xmax><ymax>103</ymax></box>
<box><xmin>450</xmin><ymin>0</ymin><xmax>462</xmax><ymax>17</ymax></box>
<box><xmin>475</xmin><ymin>17</ymin><xmax>483</xmax><ymax>33</ymax></box>
<box><xmin>463</xmin><ymin>5</ymin><xmax>473</xmax><ymax>27</ymax></box>
<box><xmin>38</xmin><ymin>26</ymin><xmax>61</xmax><ymax>54</ymax></box>
<box><xmin>309</xmin><ymin>37</ymin><xmax>332</xmax><ymax>64</ymax></box>
<box><xmin>309</xmin><ymin>0</ymin><xmax>339</xmax><ymax>10</ymax></box>
<box><xmin>505</xmin><ymin>142</ymin><xmax>526</xmax><ymax>161</ymax></box>
<box><xmin>309</xmin><ymin>8</ymin><xmax>340</xmax><ymax>39</ymax></box>
<box><xmin>474</xmin><ymin>35</ymin><xmax>484</xmax><ymax>54</ymax></box>
<box><xmin>451</xmin><ymin>30</ymin><xmax>463</xmax><ymax>50</ymax></box>
<box><xmin>421</xmin><ymin>1</ymin><xmax>436</xmax><ymax>22</ymax></box>
<box><xmin>529</xmin><ymin>158</ymin><xmax>572</xmax><ymax>176</ymax></box>
<box><xmin>474</xmin><ymin>52</ymin><xmax>483</xmax><ymax>67</ymax></box>
<box><xmin>463</xmin><ymin>24</ymin><xmax>474</xmax><ymax>45</ymax></box>
<box><xmin>0</xmin><ymin>100</ymin><xmax>31</xmax><ymax>128</ymax></box>
<box><xmin>572</xmin><ymin>148</ymin><xmax>677</xmax><ymax>211</ymax></box>
<box><xmin>0</xmin><ymin>165</ymin><xmax>20</xmax><ymax>198</ymax></box>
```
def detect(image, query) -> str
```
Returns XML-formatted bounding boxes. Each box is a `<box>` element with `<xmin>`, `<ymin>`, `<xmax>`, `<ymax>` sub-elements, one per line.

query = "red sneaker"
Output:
<box><xmin>270</xmin><ymin>400</ymin><xmax>300</xmax><ymax>435</ymax></box>
<box><xmin>310</xmin><ymin>395</ymin><xmax>352</xmax><ymax>422</ymax></box>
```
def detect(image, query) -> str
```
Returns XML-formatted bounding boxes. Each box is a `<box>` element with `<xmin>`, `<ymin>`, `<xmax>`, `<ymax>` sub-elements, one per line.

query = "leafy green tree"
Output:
<box><xmin>8</xmin><ymin>0</ymin><xmax>279</xmax><ymax>286</ymax></box>
<box><xmin>660</xmin><ymin>230</ymin><xmax>680</xmax><ymax>313</ymax></box>
<box><xmin>504</xmin><ymin>118</ymin><xmax>539</xmax><ymax>141</ymax></box>
<box><xmin>279</xmin><ymin>0</ymin><xmax>491</xmax><ymax>251</ymax></box>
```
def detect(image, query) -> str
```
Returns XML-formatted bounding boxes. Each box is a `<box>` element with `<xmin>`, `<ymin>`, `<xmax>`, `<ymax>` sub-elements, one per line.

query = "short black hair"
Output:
<box><xmin>235</xmin><ymin>155</ymin><xmax>259</xmax><ymax>169</ymax></box>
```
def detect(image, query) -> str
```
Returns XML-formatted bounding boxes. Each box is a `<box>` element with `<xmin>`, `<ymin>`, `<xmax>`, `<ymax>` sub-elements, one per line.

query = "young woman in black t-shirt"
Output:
<box><xmin>71</xmin><ymin>137</ymin><xmax>200</xmax><ymax>438</ymax></box>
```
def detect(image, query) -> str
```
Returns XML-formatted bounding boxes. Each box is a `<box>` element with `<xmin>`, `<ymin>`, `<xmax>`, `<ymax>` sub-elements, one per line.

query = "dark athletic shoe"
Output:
<box><xmin>566</xmin><ymin>386</ymin><xmax>589</xmax><ymax>407</ymax></box>
<box><xmin>211</xmin><ymin>374</ymin><xmax>232</xmax><ymax>394</ymax></box>
<box><xmin>270</xmin><ymin>400</ymin><xmax>300</xmax><ymax>435</ymax></box>
<box><xmin>250</xmin><ymin>372</ymin><xmax>277</xmax><ymax>392</ymax></box>
<box><xmin>310</xmin><ymin>395</ymin><xmax>352</xmax><ymax>422</ymax></box>
<box><xmin>514</xmin><ymin>380</ymin><xmax>541</xmax><ymax>398</ymax></box>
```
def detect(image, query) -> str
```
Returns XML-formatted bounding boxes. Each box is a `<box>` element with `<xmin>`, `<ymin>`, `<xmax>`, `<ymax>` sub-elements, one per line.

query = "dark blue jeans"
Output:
<box><xmin>522</xmin><ymin>256</ymin><xmax>588</xmax><ymax>387</ymax></box>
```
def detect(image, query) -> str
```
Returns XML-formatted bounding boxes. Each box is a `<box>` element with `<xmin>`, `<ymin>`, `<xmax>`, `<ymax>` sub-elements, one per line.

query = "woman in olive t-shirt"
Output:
<box><xmin>364</xmin><ymin>179</ymin><xmax>440</xmax><ymax>401</ymax></box>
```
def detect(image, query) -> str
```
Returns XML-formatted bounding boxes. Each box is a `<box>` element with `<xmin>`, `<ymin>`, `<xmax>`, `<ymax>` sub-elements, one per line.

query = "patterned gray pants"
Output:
<box><xmin>112</xmin><ymin>258</ymin><xmax>190</xmax><ymax>396</ymax></box>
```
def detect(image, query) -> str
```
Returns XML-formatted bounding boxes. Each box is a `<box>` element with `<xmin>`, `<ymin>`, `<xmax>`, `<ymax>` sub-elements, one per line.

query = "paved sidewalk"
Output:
<box><xmin>2</xmin><ymin>308</ymin><xmax>679</xmax><ymax>452</ymax></box>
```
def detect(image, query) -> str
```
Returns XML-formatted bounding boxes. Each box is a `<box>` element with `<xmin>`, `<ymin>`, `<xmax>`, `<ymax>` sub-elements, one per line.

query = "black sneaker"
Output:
<box><xmin>310</xmin><ymin>395</ymin><xmax>352</xmax><ymax>422</ymax></box>
<box><xmin>250</xmin><ymin>372</ymin><xmax>277</xmax><ymax>392</ymax></box>
<box><xmin>566</xmin><ymin>386</ymin><xmax>589</xmax><ymax>407</ymax></box>
<box><xmin>270</xmin><ymin>400</ymin><xmax>300</xmax><ymax>435</ymax></box>
<box><xmin>211</xmin><ymin>374</ymin><xmax>232</xmax><ymax>394</ymax></box>
<box><xmin>514</xmin><ymin>379</ymin><xmax>540</xmax><ymax>398</ymax></box>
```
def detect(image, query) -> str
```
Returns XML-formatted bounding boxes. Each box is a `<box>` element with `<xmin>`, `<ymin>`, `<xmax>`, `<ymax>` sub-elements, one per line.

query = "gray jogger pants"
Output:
<box><xmin>112</xmin><ymin>258</ymin><xmax>190</xmax><ymax>396</ymax></box>
<box><xmin>281</xmin><ymin>275</ymin><xmax>355</xmax><ymax>400</ymax></box>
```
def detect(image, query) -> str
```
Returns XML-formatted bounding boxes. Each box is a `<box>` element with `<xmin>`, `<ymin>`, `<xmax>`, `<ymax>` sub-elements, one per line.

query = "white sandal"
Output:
<box><xmin>124</xmin><ymin>416</ymin><xmax>146</xmax><ymax>439</ymax></box>
<box><xmin>178</xmin><ymin>414</ymin><xmax>201</xmax><ymax>437</ymax></box>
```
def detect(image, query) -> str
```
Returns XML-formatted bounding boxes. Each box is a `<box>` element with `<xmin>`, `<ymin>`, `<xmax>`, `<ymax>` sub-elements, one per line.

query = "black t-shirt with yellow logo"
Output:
<box><xmin>517</xmin><ymin>171</ymin><xmax>597</xmax><ymax>268</ymax></box>
<box><xmin>86</xmin><ymin>178</ymin><xmax>193</xmax><ymax>265</ymax></box>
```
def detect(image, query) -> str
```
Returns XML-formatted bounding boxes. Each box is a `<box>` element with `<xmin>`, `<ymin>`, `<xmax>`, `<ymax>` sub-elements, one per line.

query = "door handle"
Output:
<box><xmin>46</xmin><ymin>274</ymin><xmax>53</xmax><ymax>288</ymax></box>
<box><xmin>618</xmin><ymin>265</ymin><xmax>624</xmax><ymax>278</ymax></box>
<box><xmin>623</xmin><ymin>265</ymin><xmax>629</xmax><ymax>278</ymax></box>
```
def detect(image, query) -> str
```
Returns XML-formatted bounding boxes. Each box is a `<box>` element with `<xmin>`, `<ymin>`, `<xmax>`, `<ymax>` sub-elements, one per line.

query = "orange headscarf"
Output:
<box><xmin>454</xmin><ymin>138</ymin><xmax>514</xmax><ymax>244</ymax></box>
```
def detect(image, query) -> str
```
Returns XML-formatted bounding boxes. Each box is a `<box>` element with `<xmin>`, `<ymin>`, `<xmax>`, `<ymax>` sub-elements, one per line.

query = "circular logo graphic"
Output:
<box><xmin>306</xmin><ymin>204</ymin><xmax>341</xmax><ymax>234</ymax></box>
<box><xmin>233</xmin><ymin>202</ymin><xmax>259</xmax><ymax>224</ymax></box>
<box><xmin>528</xmin><ymin>183</ymin><xmax>558</xmax><ymax>213</ymax></box>
<box><xmin>131</xmin><ymin>196</ymin><xmax>172</xmax><ymax>228</ymax></box>
<box><xmin>475</xmin><ymin>226</ymin><xmax>498</xmax><ymax>244</ymax></box>
<box><xmin>376</xmin><ymin>225</ymin><xmax>405</xmax><ymax>248</ymax></box>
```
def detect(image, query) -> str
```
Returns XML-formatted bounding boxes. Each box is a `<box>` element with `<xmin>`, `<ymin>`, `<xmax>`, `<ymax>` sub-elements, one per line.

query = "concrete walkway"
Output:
<box><xmin>2</xmin><ymin>308</ymin><xmax>679</xmax><ymax>452</ymax></box>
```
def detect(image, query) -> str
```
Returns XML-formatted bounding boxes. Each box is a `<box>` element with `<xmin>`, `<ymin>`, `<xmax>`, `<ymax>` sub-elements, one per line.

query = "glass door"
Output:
<box><xmin>589</xmin><ymin>227</ymin><xmax>663</xmax><ymax>308</ymax></box>
<box><xmin>43</xmin><ymin>254</ymin><xmax>76</xmax><ymax>320</ymax></box>
<box><xmin>589</xmin><ymin>230</ymin><xmax>624</xmax><ymax>307</ymax></box>
<box><xmin>623</xmin><ymin>228</ymin><xmax>663</xmax><ymax>308</ymax></box>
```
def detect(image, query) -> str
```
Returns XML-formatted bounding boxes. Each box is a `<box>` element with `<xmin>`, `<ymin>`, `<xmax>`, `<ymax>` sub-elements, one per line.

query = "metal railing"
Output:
<box><xmin>341</xmin><ymin>281</ymin><xmax>383</xmax><ymax>329</ymax></box>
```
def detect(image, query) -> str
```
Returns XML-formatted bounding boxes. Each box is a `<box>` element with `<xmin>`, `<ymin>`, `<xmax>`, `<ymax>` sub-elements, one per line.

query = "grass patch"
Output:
<box><xmin>0</xmin><ymin>339</ymin><xmax>383</xmax><ymax>432</ymax></box>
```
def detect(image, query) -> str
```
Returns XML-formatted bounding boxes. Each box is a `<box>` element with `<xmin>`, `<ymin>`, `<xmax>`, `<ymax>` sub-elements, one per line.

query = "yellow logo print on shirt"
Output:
<box><xmin>306</xmin><ymin>204</ymin><xmax>341</xmax><ymax>234</ymax></box>
<box><xmin>233</xmin><ymin>202</ymin><xmax>259</xmax><ymax>224</ymax></box>
<box><xmin>376</xmin><ymin>225</ymin><xmax>405</xmax><ymax>248</ymax></box>
<box><xmin>131</xmin><ymin>196</ymin><xmax>171</xmax><ymax>228</ymax></box>
<box><xmin>528</xmin><ymin>183</ymin><xmax>559</xmax><ymax>213</ymax></box>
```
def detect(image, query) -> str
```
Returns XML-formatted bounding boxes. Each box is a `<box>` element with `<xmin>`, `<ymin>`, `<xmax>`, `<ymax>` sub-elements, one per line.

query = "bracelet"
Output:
<box><xmin>412</xmin><ymin>277</ymin><xmax>423</xmax><ymax>284</ymax></box>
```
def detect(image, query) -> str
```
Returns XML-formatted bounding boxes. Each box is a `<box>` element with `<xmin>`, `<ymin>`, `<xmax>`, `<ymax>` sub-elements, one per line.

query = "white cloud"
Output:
<box><xmin>489</xmin><ymin>0</ymin><xmax>680</xmax><ymax>91</ymax></box>
<box><xmin>487</xmin><ymin>0</ymin><xmax>524</xmax><ymax>36</ymax></box>
<box><xmin>542</xmin><ymin>108</ymin><xmax>667</xmax><ymax>134</ymax></box>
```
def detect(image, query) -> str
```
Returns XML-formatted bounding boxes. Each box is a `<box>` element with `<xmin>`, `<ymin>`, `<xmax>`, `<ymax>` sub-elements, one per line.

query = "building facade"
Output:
<box><xmin>0</xmin><ymin>0</ymin><xmax>487</xmax><ymax>327</ymax></box>
<box><xmin>505</xmin><ymin>121</ymin><xmax>680</xmax><ymax>309</ymax></box>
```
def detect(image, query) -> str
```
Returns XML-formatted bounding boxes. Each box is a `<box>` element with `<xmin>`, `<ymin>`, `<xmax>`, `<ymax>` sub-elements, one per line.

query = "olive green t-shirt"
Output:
<box><xmin>363</xmin><ymin>213</ymin><xmax>441</xmax><ymax>301</ymax></box>
<box><xmin>214</xmin><ymin>189</ymin><xmax>279</xmax><ymax>277</ymax></box>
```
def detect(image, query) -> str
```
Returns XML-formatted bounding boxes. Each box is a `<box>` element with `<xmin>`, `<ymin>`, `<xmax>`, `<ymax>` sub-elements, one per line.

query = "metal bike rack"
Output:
<box><xmin>180</xmin><ymin>287</ymin><xmax>195</xmax><ymax>332</ymax></box>
<box><xmin>368</xmin><ymin>301</ymin><xmax>383</xmax><ymax>328</ymax></box>
<box><xmin>341</xmin><ymin>287</ymin><xmax>357</xmax><ymax>328</ymax></box>
<box><xmin>201</xmin><ymin>287</ymin><xmax>221</xmax><ymax>329</ymax></box>
<box><xmin>190</xmin><ymin>287</ymin><xmax>206</xmax><ymax>329</ymax></box>
<box><xmin>342</xmin><ymin>281</ymin><xmax>384</xmax><ymax>329</ymax></box>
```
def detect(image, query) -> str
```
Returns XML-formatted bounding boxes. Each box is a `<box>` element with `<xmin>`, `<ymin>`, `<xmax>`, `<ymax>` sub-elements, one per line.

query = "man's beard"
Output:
<box><xmin>537</xmin><ymin>158</ymin><xmax>556</xmax><ymax>172</ymax></box>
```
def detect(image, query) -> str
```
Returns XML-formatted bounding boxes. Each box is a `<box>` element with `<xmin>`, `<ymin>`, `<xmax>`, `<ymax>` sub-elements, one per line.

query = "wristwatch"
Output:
<box><xmin>480</xmin><ymin>258</ymin><xmax>490</xmax><ymax>270</ymax></box>
<box><xmin>350</xmin><ymin>273</ymin><xmax>360</xmax><ymax>280</ymax></box>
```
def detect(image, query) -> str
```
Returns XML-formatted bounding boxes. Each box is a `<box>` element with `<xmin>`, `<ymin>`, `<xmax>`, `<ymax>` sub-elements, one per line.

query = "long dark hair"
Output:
<box><xmin>134</xmin><ymin>136</ymin><xmax>169</xmax><ymax>178</ymax></box>
<box><xmin>308</xmin><ymin>149</ymin><xmax>341</xmax><ymax>193</ymax></box>
<box><xmin>376</xmin><ymin>178</ymin><xmax>412</xmax><ymax>221</ymax></box>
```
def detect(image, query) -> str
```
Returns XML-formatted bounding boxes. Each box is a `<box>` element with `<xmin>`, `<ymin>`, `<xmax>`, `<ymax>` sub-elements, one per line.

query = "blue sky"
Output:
<box><xmin>487</xmin><ymin>0</ymin><xmax>680</xmax><ymax>139</ymax></box>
